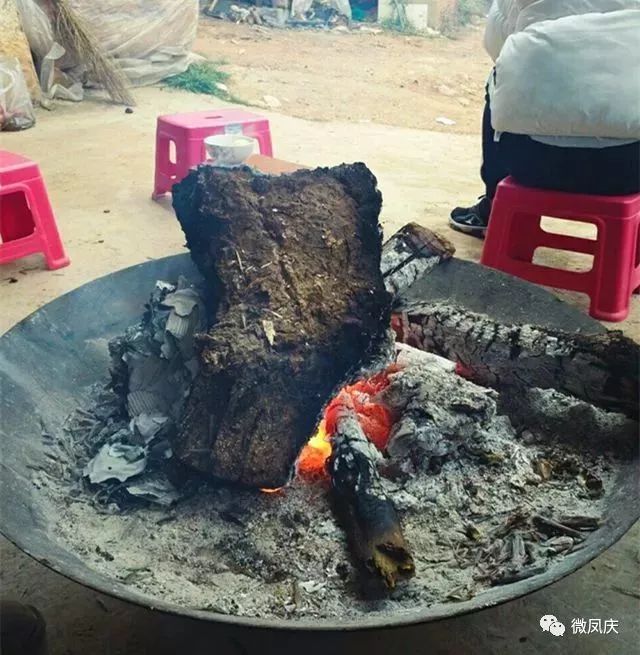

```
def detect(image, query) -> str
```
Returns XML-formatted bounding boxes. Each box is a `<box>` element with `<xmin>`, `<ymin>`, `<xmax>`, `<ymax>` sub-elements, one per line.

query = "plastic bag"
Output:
<box><xmin>66</xmin><ymin>0</ymin><xmax>199</xmax><ymax>87</ymax></box>
<box><xmin>0</xmin><ymin>57</ymin><xmax>36</xmax><ymax>131</ymax></box>
<box><xmin>39</xmin><ymin>43</ymin><xmax>84</xmax><ymax>108</ymax></box>
<box><xmin>15</xmin><ymin>0</ymin><xmax>55</xmax><ymax>62</ymax></box>
<box><xmin>16</xmin><ymin>0</ymin><xmax>198</xmax><ymax>88</ymax></box>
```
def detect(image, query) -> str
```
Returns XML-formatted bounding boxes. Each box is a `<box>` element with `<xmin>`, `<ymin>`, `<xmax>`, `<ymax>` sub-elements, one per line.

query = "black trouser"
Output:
<box><xmin>481</xmin><ymin>91</ymin><xmax>640</xmax><ymax>199</ymax></box>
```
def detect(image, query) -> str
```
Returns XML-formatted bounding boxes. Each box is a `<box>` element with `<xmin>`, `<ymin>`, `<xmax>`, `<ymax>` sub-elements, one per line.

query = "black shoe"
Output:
<box><xmin>449</xmin><ymin>196</ymin><xmax>491</xmax><ymax>237</ymax></box>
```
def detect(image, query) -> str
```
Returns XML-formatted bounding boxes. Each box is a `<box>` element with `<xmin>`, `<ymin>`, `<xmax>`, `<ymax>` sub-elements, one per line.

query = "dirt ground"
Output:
<box><xmin>195</xmin><ymin>18</ymin><xmax>491</xmax><ymax>132</ymax></box>
<box><xmin>1</xmin><ymin>20</ymin><xmax>639</xmax><ymax>655</ymax></box>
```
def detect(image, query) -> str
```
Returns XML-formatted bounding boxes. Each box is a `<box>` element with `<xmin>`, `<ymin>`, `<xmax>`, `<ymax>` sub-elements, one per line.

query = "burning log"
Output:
<box><xmin>397</xmin><ymin>302</ymin><xmax>639</xmax><ymax>420</ymax></box>
<box><xmin>172</xmin><ymin>164</ymin><xmax>391</xmax><ymax>488</ymax></box>
<box><xmin>328</xmin><ymin>403</ymin><xmax>415</xmax><ymax>588</ymax></box>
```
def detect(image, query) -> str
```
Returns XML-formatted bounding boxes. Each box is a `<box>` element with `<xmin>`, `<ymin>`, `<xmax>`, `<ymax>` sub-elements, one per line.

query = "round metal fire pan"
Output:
<box><xmin>0</xmin><ymin>254</ymin><xmax>637</xmax><ymax>632</ymax></box>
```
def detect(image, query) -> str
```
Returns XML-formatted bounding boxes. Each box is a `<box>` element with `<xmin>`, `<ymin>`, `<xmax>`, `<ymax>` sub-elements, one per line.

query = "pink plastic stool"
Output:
<box><xmin>0</xmin><ymin>150</ymin><xmax>70</xmax><ymax>270</ymax></box>
<box><xmin>481</xmin><ymin>177</ymin><xmax>640</xmax><ymax>322</ymax></box>
<box><xmin>153</xmin><ymin>109</ymin><xmax>274</xmax><ymax>199</ymax></box>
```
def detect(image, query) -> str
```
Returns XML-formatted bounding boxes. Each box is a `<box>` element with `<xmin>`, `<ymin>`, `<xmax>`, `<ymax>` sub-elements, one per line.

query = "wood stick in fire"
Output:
<box><xmin>328</xmin><ymin>402</ymin><xmax>415</xmax><ymax>589</ymax></box>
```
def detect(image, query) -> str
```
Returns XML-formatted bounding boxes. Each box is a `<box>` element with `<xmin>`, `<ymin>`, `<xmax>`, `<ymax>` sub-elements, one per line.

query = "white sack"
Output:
<box><xmin>491</xmin><ymin>10</ymin><xmax>640</xmax><ymax>139</ymax></box>
<box><xmin>291</xmin><ymin>0</ymin><xmax>352</xmax><ymax>19</ymax></box>
<box><xmin>291</xmin><ymin>0</ymin><xmax>314</xmax><ymax>16</ymax></box>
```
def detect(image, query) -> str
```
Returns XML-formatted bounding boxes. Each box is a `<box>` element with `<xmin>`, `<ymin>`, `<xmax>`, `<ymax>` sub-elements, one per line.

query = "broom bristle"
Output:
<box><xmin>51</xmin><ymin>0</ymin><xmax>135</xmax><ymax>106</ymax></box>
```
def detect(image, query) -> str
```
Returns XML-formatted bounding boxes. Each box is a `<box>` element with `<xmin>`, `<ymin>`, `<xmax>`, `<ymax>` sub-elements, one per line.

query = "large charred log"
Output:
<box><xmin>328</xmin><ymin>404</ymin><xmax>415</xmax><ymax>589</ymax></box>
<box><xmin>171</xmin><ymin>164</ymin><xmax>391</xmax><ymax>488</ymax></box>
<box><xmin>396</xmin><ymin>302</ymin><xmax>639</xmax><ymax>420</ymax></box>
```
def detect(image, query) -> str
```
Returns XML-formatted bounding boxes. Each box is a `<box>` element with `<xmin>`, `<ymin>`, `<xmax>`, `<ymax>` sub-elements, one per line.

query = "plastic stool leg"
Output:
<box><xmin>153</xmin><ymin>134</ymin><xmax>173</xmax><ymax>199</ymax></box>
<box><xmin>175</xmin><ymin>140</ymin><xmax>206</xmax><ymax>184</ymax></box>
<box><xmin>634</xmin><ymin>226</ymin><xmax>640</xmax><ymax>294</ymax></box>
<box><xmin>481</xmin><ymin>198</ymin><xmax>512</xmax><ymax>268</ymax></box>
<box><xmin>0</xmin><ymin>190</ymin><xmax>35</xmax><ymax>241</ymax></box>
<box><xmin>508</xmin><ymin>212</ymin><xmax>542</xmax><ymax>262</ymax></box>
<box><xmin>589</xmin><ymin>219</ymin><xmax>636</xmax><ymax>322</ymax></box>
<box><xmin>25</xmin><ymin>180</ymin><xmax>70</xmax><ymax>270</ymax></box>
<box><xmin>255</xmin><ymin>130</ymin><xmax>273</xmax><ymax>157</ymax></box>
<box><xmin>241</xmin><ymin>126</ymin><xmax>273</xmax><ymax>157</ymax></box>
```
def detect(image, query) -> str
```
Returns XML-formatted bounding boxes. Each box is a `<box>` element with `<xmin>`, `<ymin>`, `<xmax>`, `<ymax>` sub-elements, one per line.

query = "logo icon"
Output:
<box><xmin>540</xmin><ymin>615</ymin><xmax>565</xmax><ymax>637</ymax></box>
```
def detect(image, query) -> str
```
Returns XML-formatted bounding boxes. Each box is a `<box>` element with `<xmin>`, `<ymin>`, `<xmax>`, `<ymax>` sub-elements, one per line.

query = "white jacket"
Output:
<box><xmin>484</xmin><ymin>0</ymin><xmax>640</xmax><ymax>61</ymax></box>
<box><xmin>485</xmin><ymin>2</ymin><xmax>640</xmax><ymax>141</ymax></box>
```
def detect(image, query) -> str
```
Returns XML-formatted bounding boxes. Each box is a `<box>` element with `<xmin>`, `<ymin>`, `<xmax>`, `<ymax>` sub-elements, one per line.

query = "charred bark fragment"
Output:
<box><xmin>329</xmin><ymin>406</ymin><xmax>415</xmax><ymax>588</ymax></box>
<box><xmin>381</xmin><ymin>223</ymin><xmax>455</xmax><ymax>297</ymax></box>
<box><xmin>398</xmin><ymin>302</ymin><xmax>639</xmax><ymax>420</ymax></box>
<box><xmin>171</xmin><ymin>164</ymin><xmax>391</xmax><ymax>488</ymax></box>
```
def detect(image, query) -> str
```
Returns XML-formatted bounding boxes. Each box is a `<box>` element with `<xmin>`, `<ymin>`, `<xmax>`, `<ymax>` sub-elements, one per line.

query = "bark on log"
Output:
<box><xmin>171</xmin><ymin>164</ymin><xmax>391</xmax><ymax>488</ymax></box>
<box><xmin>397</xmin><ymin>302</ymin><xmax>639</xmax><ymax>420</ymax></box>
<box><xmin>381</xmin><ymin>223</ymin><xmax>455</xmax><ymax>297</ymax></box>
<box><xmin>329</xmin><ymin>405</ymin><xmax>415</xmax><ymax>588</ymax></box>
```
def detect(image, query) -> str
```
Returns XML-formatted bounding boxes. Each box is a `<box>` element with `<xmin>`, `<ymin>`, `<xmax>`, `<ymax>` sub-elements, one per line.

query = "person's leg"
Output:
<box><xmin>450</xmin><ymin>84</ymin><xmax>509</xmax><ymax>237</ymax></box>
<box><xmin>480</xmin><ymin>88</ymin><xmax>509</xmax><ymax>200</ymax></box>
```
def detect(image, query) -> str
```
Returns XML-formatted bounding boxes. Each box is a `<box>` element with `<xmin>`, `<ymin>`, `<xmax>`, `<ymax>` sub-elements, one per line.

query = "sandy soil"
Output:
<box><xmin>195</xmin><ymin>19</ymin><xmax>491</xmax><ymax>133</ymax></box>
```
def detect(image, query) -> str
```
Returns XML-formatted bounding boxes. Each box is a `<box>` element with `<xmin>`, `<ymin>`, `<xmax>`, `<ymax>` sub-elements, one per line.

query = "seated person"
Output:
<box><xmin>450</xmin><ymin>0</ymin><xmax>640</xmax><ymax>237</ymax></box>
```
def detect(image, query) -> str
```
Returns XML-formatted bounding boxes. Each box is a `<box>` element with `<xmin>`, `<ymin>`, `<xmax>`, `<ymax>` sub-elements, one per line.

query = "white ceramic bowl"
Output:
<box><xmin>204</xmin><ymin>134</ymin><xmax>255</xmax><ymax>166</ymax></box>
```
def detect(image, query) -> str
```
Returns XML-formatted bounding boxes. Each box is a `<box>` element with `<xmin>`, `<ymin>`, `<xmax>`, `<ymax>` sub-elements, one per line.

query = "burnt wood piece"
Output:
<box><xmin>381</xmin><ymin>223</ymin><xmax>455</xmax><ymax>297</ymax></box>
<box><xmin>171</xmin><ymin>164</ymin><xmax>391</xmax><ymax>488</ymax></box>
<box><xmin>329</xmin><ymin>405</ymin><xmax>415</xmax><ymax>589</ymax></box>
<box><xmin>397</xmin><ymin>302</ymin><xmax>639</xmax><ymax>420</ymax></box>
<box><xmin>381</xmin><ymin>361</ymin><xmax>511</xmax><ymax>473</ymax></box>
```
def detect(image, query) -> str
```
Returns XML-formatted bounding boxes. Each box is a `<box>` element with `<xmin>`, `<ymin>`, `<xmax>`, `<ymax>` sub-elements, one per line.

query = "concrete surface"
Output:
<box><xmin>0</xmin><ymin>87</ymin><xmax>638</xmax><ymax>654</ymax></box>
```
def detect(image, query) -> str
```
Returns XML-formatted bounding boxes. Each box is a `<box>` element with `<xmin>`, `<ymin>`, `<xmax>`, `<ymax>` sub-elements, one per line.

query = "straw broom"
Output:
<box><xmin>48</xmin><ymin>0</ymin><xmax>135</xmax><ymax>106</ymax></box>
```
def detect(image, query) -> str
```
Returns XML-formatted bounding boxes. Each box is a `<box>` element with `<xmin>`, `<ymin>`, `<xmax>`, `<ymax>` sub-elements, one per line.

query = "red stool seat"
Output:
<box><xmin>153</xmin><ymin>108</ymin><xmax>274</xmax><ymax>199</ymax></box>
<box><xmin>481</xmin><ymin>177</ymin><xmax>640</xmax><ymax>322</ymax></box>
<box><xmin>0</xmin><ymin>150</ymin><xmax>70</xmax><ymax>270</ymax></box>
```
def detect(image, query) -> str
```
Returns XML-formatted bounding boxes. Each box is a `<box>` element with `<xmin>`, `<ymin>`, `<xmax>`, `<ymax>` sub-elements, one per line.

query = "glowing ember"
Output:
<box><xmin>455</xmin><ymin>360</ymin><xmax>474</xmax><ymax>379</ymax></box>
<box><xmin>260</xmin><ymin>486</ymin><xmax>285</xmax><ymax>494</ymax></box>
<box><xmin>295</xmin><ymin>366</ymin><xmax>399</xmax><ymax>481</ymax></box>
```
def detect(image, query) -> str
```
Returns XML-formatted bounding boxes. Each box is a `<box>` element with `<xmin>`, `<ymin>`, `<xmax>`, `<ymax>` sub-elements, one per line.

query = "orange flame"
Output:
<box><xmin>296</xmin><ymin>421</ymin><xmax>332</xmax><ymax>480</ymax></box>
<box><xmin>295</xmin><ymin>366</ymin><xmax>399</xmax><ymax>481</ymax></box>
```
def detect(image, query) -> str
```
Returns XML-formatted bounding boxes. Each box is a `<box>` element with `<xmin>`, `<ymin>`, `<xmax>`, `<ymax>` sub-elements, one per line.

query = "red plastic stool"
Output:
<box><xmin>0</xmin><ymin>150</ymin><xmax>70</xmax><ymax>270</ymax></box>
<box><xmin>153</xmin><ymin>108</ymin><xmax>274</xmax><ymax>199</ymax></box>
<box><xmin>481</xmin><ymin>177</ymin><xmax>640</xmax><ymax>322</ymax></box>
